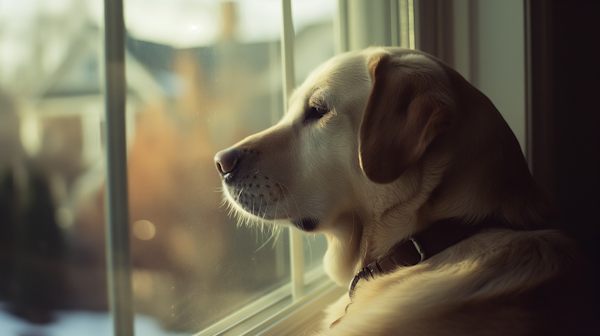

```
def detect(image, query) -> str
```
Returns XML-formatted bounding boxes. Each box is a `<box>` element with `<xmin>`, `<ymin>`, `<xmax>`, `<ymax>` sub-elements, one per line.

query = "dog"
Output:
<box><xmin>214</xmin><ymin>47</ymin><xmax>583</xmax><ymax>335</ymax></box>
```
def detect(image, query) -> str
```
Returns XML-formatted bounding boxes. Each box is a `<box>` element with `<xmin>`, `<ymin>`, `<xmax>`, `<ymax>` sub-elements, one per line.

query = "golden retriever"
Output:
<box><xmin>214</xmin><ymin>47</ymin><xmax>583</xmax><ymax>335</ymax></box>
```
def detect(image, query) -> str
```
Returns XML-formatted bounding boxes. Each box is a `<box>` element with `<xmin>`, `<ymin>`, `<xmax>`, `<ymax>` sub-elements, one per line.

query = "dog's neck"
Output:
<box><xmin>325</xmin><ymin>129</ymin><xmax>549</xmax><ymax>286</ymax></box>
<box><xmin>362</xmin><ymin>150</ymin><xmax>451</xmax><ymax>263</ymax></box>
<box><xmin>324</xmin><ymin>157</ymin><xmax>448</xmax><ymax>285</ymax></box>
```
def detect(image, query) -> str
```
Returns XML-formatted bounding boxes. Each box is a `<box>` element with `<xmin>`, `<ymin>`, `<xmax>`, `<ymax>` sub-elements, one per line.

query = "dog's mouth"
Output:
<box><xmin>223</xmin><ymin>180</ymin><xmax>321</xmax><ymax>231</ymax></box>
<box><xmin>291</xmin><ymin>217</ymin><xmax>319</xmax><ymax>232</ymax></box>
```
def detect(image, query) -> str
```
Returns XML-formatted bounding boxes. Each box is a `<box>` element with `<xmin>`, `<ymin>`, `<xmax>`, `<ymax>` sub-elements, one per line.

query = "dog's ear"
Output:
<box><xmin>359</xmin><ymin>53</ymin><xmax>453</xmax><ymax>184</ymax></box>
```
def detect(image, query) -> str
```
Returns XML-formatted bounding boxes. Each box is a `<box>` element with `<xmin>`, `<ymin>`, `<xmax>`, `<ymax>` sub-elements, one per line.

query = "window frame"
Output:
<box><xmin>103</xmin><ymin>0</ymin><xmax>134</xmax><ymax>335</ymax></box>
<box><xmin>101</xmin><ymin>1</ymin><xmax>416</xmax><ymax>335</ymax></box>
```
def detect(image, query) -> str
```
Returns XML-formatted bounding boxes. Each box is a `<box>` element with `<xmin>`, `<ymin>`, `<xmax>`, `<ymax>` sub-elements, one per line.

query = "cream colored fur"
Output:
<box><xmin>216</xmin><ymin>47</ymin><xmax>582</xmax><ymax>335</ymax></box>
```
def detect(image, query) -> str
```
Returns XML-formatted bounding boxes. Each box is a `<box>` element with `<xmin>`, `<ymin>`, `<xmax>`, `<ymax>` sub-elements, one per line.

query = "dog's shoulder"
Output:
<box><xmin>319</xmin><ymin>229</ymin><xmax>583</xmax><ymax>336</ymax></box>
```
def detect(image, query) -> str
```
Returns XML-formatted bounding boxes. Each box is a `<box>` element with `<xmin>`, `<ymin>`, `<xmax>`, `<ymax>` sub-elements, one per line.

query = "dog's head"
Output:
<box><xmin>215</xmin><ymin>47</ymin><xmax>550</xmax><ymax>284</ymax></box>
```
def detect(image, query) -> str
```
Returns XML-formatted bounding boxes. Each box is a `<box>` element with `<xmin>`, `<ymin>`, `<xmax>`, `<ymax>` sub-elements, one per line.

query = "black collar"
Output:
<box><xmin>348</xmin><ymin>217</ymin><xmax>503</xmax><ymax>297</ymax></box>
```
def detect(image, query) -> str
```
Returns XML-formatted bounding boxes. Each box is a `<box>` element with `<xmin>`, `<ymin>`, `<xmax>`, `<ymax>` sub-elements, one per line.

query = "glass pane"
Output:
<box><xmin>303</xmin><ymin>234</ymin><xmax>328</xmax><ymax>271</ymax></box>
<box><xmin>292</xmin><ymin>0</ymin><xmax>337</xmax><ymax>86</ymax></box>
<box><xmin>123</xmin><ymin>0</ymin><xmax>293</xmax><ymax>333</ymax></box>
<box><xmin>0</xmin><ymin>0</ymin><xmax>113</xmax><ymax>335</ymax></box>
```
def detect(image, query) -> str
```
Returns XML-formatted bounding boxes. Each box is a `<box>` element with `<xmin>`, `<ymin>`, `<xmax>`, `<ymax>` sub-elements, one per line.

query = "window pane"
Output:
<box><xmin>123</xmin><ymin>0</ymin><xmax>293</xmax><ymax>333</ymax></box>
<box><xmin>0</xmin><ymin>0</ymin><xmax>112</xmax><ymax>335</ymax></box>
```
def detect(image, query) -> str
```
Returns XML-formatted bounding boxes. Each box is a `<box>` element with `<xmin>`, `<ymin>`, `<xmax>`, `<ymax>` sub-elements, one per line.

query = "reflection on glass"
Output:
<box><xmin>0</xmin><ymin>0</ymin><xmax>334</xmax><ymax>335</ymax></box>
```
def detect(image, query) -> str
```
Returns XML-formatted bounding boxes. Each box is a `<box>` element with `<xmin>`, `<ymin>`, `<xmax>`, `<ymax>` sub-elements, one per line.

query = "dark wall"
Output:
<box><xmin>528</xmin><ymin>0</ymin><xmax>600</xmax><ymax>267</ymax></box>
<box><xmin>527</xmin><ymin>0</ymin><xmax>600</xmax><ymax>326</ymax></box>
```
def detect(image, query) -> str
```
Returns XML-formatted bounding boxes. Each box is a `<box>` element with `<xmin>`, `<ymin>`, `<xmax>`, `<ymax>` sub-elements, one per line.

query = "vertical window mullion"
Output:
<box><xmin>407</xmin><ymin>0</ymin><xmax>416</xmax><ymax>49</ymax></box>
<box><xmin>399</xmin><ymin>0</ymin><xmax>416</xmax><ymax>49</ymax></box>
<box><xmin>280</xmin><ymin>0</ymin><xmax>305</xmax><ymax>301</ymax></box>
<box><xmin>335</xmin><ymin>0</ymin><xmax>350</xmax><ymax>54</ymax></box>
<box><xmin>103</xmin><ymin>0</ymin><xmax>134</xmax><ymax>335</ymax></box>
<box><xmin>391</xmin><ymin>0</ymin><xmax>400</xmax><ymax>46</ymax></box>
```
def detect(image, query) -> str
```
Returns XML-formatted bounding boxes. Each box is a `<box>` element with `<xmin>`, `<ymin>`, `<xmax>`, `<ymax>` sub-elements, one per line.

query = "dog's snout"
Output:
<box><xmin>215</xmin><ymin>148</ymin><xmax>240</xmax><ymax>175</ymax></box>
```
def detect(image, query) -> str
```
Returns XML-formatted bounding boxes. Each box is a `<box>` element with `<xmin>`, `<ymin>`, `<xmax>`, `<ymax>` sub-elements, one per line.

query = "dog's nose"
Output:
<box><xmin>215</xmin><ymin>148</ymin><xmax>240</xmax><ymax>175</ymax></box>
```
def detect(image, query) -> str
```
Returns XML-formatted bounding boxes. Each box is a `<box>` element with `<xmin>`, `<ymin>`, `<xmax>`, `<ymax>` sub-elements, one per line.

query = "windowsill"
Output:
<box><xmin>195</xmin><ymin>266</ymin><xmax>345</xmax><ymax>336</ymax></box>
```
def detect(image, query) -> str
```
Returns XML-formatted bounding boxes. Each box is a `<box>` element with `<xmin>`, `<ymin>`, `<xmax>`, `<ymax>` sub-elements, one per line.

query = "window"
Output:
<box><xmin>0</xmin><ymin>1</ymin><xmax>417</xmax><ymax>335</ymax></box>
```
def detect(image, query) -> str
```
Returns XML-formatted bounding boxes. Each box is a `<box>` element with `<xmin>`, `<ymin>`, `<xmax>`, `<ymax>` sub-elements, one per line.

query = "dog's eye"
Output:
<box><xmin>305</xmin><ymin>105</ymin><xmax>329</xmax><ymax>121</ymax></box>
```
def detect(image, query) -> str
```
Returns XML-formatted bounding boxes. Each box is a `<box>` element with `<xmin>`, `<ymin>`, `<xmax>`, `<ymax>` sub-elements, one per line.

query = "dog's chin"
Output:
<box><xmin>224</xmin><ymin>187</ymin><xmax>320</xmax><ymax>231</ymax></box>
<box><xmin>291</xmin><ymin>217</ymin><xmax>319</xmax><ymax>232</ymax></box>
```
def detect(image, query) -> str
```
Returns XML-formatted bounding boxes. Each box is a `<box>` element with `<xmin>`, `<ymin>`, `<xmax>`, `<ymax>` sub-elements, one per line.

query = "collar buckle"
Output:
<box><xmin>409</xmin><ymin>237</ymin><xmax>426</xmax><ymax>263</ymax></box>
<box><xmin>348</xmin><ymin>265</ymin><xmax>375</xmax><ymax>298</ymax></box>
